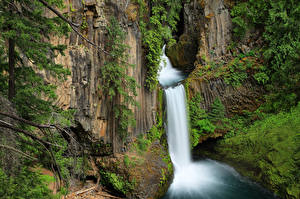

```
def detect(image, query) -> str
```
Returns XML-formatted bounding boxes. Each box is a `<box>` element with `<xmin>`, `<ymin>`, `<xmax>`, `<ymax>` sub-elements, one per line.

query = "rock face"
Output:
<box><xmin>179</xmin><ymin>0</ymin><xmax>232</xmax><ymax>67</ymax></box>
<box><xmin>47</xmin><ymin>0</ymin><xmax>158</xmax><ymax>152</ymax></box>
<box><xmin>187</xmin><ymin>77</ymin><xmax>264</xmax><ymax>115</ymax></box>
<box><xmin>44</xmin><ymin>2</ymin><xmax>167</xmax><ymax>197</ymax></box>
<box><xmin>181</xmin><ymin>0</ymin><xmax>264</xmax><ymax>113</ymax></box>
<box><xmin>166</xmin><ymin>34</ymin><xmax>198</xmax><ymax>72</ymax></box>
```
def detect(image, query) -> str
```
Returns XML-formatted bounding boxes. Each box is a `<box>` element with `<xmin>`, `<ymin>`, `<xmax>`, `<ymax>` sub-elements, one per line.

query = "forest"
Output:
<box><xmin>0</xmin><ymin>0</ymin><xmax>299</xmax><ymax>198</ymax></box>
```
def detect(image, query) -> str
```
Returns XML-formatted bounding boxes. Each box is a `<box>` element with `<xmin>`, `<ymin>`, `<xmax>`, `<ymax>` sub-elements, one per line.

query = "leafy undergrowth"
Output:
<box><xmin>0</xmin><ymin>167</ymin><xmax>60</xmax><ymax>199</ymax></box>
<box><xmin>211</xmin><ymin>103</ymin><xmax>300</xmax><ymax>198</ymax></box>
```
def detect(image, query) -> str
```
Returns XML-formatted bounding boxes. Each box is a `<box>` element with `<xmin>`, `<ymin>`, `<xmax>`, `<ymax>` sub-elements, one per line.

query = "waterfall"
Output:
<box><xmin>165</xmin><ymin>85</ymin><xmax>191</xmax><ymax>169</ymax></box>
<box><xmin>158</xmin><ymin>45</ymin><xmax>190</xmax><ymax>169</ymax></box>
<box><xmin>158</xmin><ymin>46</ymin><xmax>202</xmax><ymax>194</ymax></box>
<box><xmin>158</xmin><ymin>46</ymin><xmax>276</xmax><ymax>199</ymax></box>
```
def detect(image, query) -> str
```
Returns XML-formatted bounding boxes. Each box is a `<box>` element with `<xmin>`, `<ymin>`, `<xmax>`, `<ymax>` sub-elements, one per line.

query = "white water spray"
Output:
<box><xmin>158</xmin><ymin>45</ymin><xmax>184</xmax><ymax>88</ymax></box>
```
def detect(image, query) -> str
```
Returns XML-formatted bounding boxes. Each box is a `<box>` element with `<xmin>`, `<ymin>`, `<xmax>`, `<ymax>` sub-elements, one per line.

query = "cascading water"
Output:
<box><xmin>158</xmin><ymin>46</ymin><xmax>276</xmax><ymax>199</ymax></box>
<box><xmin>164</xmin><ymin>85</ymin><xmax>191</xmax><ymax>169</ymax></box>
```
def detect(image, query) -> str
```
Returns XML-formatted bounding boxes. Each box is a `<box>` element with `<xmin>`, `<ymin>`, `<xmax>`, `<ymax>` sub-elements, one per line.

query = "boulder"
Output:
<box><xmin>166</xmin><ymin>34</ymin><xmax>198</xmax><ymax>72</ymax></box>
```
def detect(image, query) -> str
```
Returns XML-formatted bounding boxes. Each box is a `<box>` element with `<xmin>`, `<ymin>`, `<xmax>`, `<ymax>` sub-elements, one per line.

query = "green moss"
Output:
<box><xmin>100</xmin><ymin>171</ymin><xmax>134</xmax><ymax>195</ymax></box>
<box><xmin>210</xmin><ymin>103</ymin><xmax>300</xmax><ymax>198</ymax></box>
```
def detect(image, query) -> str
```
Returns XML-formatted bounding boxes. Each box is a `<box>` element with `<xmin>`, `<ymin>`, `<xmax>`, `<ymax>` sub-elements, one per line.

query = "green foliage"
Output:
<box><xmin>231</xmin><ymin>0</ymin><xmax>300</xmax><ymax>111</ymax></box>
<box><xmin>136</xmin><ymin>134</ymin><xmax>151</xmax><ymax>152</ymax></box>
<box><xmin>100</xmin><ymin>171</ymin><xmax>134</xmax><ymax>195</ymax></box>
<box><xmin>135</xmin><ymin>0</ymin><xmax>183</xmax><ymax>90</ymax></box>
<box><xmin>253</xmin><ymin>72</ymin><xmax>269</xmax><ymax>84</ymax></box>
<box><xmin>216</xmin><ymin>103</ymin><xmax>300</xmax><ymax>198</ymax></box>
<box><xmin>223</xmin><ymin>58</ymin><xmax>248</xmax><ymax>87</ymax></box>
<box><xmin>123</xmin><ymin>155</ymin><xmax>131</xmax><ymax>168</ymax></box>
<box><xmin>188</xmin><ymin>93</ymin><xmax>208</xmax><ymax>127</ymax></box>
<box><xmin>130</xmin><ymin>113</ymin><xmax>164</xmax><ymax>155</ymax></box>
<box><xmin>188</xmin><ymin>93</ymin><xmax>216</xmax><ymax>147</ymax></box>
<box><xmin>195</xmin><ymin>50</ymin><xmax>268</xmax><ymax>87</ymax></box>
<box><xmin>190</xmin><ymin>119</ymin><xmax>216</xmax><ymax>147</ymax></box>
<box><xmin>0</xmin><ymin>0</ymin><xmax>87</xmax><ymax>196</ymax></box>
<box><xmin>18</xmin><ymin>126</ymin><xmax>87</xmax><ymax>187</ymax></box>
<box><xmin>147</xmin><ymin>121</ymin><xmax>163</xmax><ymax>142</ymax></box>
<box><xmin>0</xmin><ymin>0</ymin><xmax>70</xmax><ymax>121</ymax></box>
<box><xmin>159</xmin><ymin>168</ymin><xmax>168</xmax><ymax>185</ymax></box>
<box><xmin>208</xmin><ymin>97</ymin><xmax>225</xmax><ymax>122</ymax></box>
<box><xmin>0</xmin><ymin>167</ymin><xmax>58</xmax><ymax>199</ymax></box>
<box><xmin>100</xmin><ymin>17</ymin><xmax>138</xmax><ymax>140</ymax></box>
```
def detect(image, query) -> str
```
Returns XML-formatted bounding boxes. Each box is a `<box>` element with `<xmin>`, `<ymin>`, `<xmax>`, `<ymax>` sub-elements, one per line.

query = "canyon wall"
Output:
<box><xmin>167</xmin><ymin>0</ymin><xmax>263</xmax><ymax>114</ymax></box>
<box><xmin>45</xmin><ymin>0</ymin><xmax>157</xmax><ymax>152</ymax></box>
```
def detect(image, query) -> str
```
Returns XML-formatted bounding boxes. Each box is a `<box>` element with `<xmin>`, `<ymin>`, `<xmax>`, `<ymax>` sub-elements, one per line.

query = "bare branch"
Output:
<box><xmin>69</xmin><ymin>25</ymin><xmax>110</xmax><ymax>55</ymax></box>
<box><xmin>37</xmin><ymin>0</ymin><xmax>110</xmax><ymax>55</ymax></box>
<box><xmin>55</xmin><ymin>125</ymin><xmax>80</xmax><ymax>145</ymax></box>
<box><xmin>37</xmin><ymin>0</ymin><xmax>79</xmax><ymax>28</ymax></box>
<box><xmin>0</xmin><ymin>144</ymin><xmax>38</xmax><ymax>160</ymax></box>
<box><xmin>0</xmin><ymin>112</ymin><xmax>81</xmax><ymax>148</ymax></box>
<box><xmin>0</xmin><ymin>119</ymin><xmax>62</xmax><ymax>148</ymax></box>
<box><xmin>0</xmin><ymin>112</ymin><xmax>55</xmax><ymax>129</ymax></box>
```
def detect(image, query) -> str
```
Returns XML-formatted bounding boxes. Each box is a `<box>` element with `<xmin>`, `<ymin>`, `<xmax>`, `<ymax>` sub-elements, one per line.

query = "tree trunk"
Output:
<box><xmin>8</xmin><ymin>38</ymin><xmax>15</xmax><ymax>101</ymax></box>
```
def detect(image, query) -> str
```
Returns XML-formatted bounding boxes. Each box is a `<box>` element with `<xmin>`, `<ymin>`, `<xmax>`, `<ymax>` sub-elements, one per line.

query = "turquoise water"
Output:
<box><xmin>162</xmin><ymin>159</ymin><xmax>276</xmax><ymax>199</ymax></box>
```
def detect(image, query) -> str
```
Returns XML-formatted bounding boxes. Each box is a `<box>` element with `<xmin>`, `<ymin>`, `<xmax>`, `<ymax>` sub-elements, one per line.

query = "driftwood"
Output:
<box><xmin>74</xmin><ymin>186</ymin><xmax>96</xmax><ymax>195</ymax></box>
<box><xmin>66</xmin><ymin>186</ymin><xmax>123</xmax><ymax>199</ymax></box>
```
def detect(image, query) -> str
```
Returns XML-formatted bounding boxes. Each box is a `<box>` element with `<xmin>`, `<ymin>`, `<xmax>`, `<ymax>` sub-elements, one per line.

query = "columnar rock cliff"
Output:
<box><xmin>46</xmin><ymin>0</ymin><xmax>158</xmax><ymax>152</ymax></box>
<box><xmin>184</xmin><ymin>0</ymin><xmax>232</xmax><ymax>61</ymax></box>
<box><xmin>166</xmin><ymin>0</ymin><xmax>263</xmax><ymax>114</ymax></box>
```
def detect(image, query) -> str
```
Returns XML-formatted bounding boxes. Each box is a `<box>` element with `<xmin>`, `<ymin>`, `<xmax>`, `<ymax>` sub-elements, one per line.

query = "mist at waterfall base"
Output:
<box><xmin>158</xmin><ymin>46</ymin><xmax>276</xmax><ymax>199</ymax></box>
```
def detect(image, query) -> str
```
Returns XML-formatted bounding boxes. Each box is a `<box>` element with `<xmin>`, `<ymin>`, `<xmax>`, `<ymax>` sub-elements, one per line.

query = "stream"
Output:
<box><xmin>158</xmin><ymin>46</ymin><xmax>277</xmax><ymax>199</ymax></box>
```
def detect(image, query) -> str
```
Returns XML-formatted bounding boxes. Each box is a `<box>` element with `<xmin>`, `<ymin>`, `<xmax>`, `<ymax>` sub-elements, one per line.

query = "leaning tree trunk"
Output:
<box><xmin>8</xmin><ymin>38</ymin><xmax>15</xmax><ymax>101</ymax></box>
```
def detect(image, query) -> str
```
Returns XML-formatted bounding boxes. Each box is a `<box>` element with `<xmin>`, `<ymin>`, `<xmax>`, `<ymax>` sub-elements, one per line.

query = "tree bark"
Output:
<box><xmin>8</xmin><ymin>38</ymin><xmax>15</xmax><ymax>100</ymax></box>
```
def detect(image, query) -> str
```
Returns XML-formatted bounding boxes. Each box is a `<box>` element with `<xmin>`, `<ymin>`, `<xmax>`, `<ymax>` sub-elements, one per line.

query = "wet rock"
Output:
<box><xmin>166</xmin><ymin>34</ymin><xmax>198</xmax><ymax>73</ymax></box>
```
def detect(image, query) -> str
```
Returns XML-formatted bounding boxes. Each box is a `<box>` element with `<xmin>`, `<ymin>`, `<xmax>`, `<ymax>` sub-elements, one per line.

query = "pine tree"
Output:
<box><xmin>208</xmin><ymin>97</ymin><xmax>225</xmax><ymax>122</ymax></box>
<box><xmin>0</xmin><ymin>0</ymin><xmax>70</xmax><ymax>121</ymax></box>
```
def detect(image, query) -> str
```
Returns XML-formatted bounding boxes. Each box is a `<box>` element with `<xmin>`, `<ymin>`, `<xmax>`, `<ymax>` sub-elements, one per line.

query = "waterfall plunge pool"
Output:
<box><xmin>158</xmin><ymin>46</ymin><xmax>277</xmax><ymax>199</ymax></box>
<box><xmin>162</xmin><ymin>159</ymin><xmax>276</xmax><ymax>199</ymax></box>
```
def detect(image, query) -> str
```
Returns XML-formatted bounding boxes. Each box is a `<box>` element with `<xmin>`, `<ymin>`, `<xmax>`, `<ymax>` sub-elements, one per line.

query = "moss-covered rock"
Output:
<box><xmin>194</xmin><ymin>104</ymin><xmax>300</xmax><ymax>199</ymax></box>
<box><xmin>96</xmin><ymin>141</ymin><xmax>172</xmax><ymax>199</ymax></box>
<box><xmin>166</xmin><ymin>34</ymin><xmax>198</xmax><ymax>72</ymax></box>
